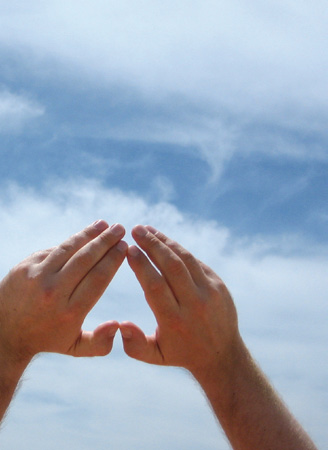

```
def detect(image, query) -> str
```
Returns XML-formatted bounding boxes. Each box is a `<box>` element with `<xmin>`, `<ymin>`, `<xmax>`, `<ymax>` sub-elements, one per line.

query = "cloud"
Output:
<box><xmin>1</xmin><ymin>1</ymin><xmax>326</xmax><ymax>110</ymax></box>
<box><xmin>0</xmin><ymin>3</ymin><xmax>326</xmax><ymax>447</ymax></box>
<box><xmin>98</xmin><ymin>111</ymin><xmax>237</xmax><ymax>182</ymax></box>
<box><xmin>1</xmin><ymin>0</ymin><xmax>327</xmax><ymax>173</ymax></box>
<box><xmin>0</xmin><ymin>178</ymin><xmax>326</xmax><ymax>448</ymax></box>
<box><xmin>0</xmin><ymin>89</ymin><xmax>44</xmax><ymax>134</ymax></box>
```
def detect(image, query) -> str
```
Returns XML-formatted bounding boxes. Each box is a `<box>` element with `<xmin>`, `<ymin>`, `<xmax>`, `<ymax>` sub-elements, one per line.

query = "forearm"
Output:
<box><xmin>0</xmin><ymin>356</ymin><xmax>31</xmax><ymax>422</ymax></box>
<box><xmin>192</xmin><ymin>338</ymin><xmax>317</xmax><ymax>450</ymax></box>
<box><xmin>123</xmin><ymin>226</ymin><xmax>318</xmax><ymax>448</ymax></box>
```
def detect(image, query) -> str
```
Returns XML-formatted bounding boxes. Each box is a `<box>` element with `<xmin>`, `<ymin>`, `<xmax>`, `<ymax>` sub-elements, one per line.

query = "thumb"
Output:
<box><xmin>119</xmin><ymin>322</ymin><xmax>164</xmax><ymax>365</ymax></box>
<box><xmin>68</xmin><ymin>321</ymin><xmax>119</xmax><ymax>357</ymax></box>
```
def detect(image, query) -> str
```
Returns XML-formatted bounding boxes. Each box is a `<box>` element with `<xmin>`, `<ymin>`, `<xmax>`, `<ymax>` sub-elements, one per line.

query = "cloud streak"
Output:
<box><xmin>0</xmin><ymin>90</ymin><xmax>44</xmax><ymax>134</ymax></box>
<box><xmin>3</xmin><ymin>2</ymin><xmax>327</xmax><ymax>102</ymax></box>
<box><xmin>0</xmin><ymin>0</ymin><xmax>327</xmax><ymax>178</ymax></box>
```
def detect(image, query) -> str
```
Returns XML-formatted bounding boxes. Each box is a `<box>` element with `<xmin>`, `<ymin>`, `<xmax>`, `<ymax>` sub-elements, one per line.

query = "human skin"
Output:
<box><xmin>0</xmin><ymin>220</ymin><xmax>127</xmax><ymax>422</ymax></box>
<box><xmin>120</xmin><ymin>225</ymin><xmax>318</xmax><ymax>450</ymax></box>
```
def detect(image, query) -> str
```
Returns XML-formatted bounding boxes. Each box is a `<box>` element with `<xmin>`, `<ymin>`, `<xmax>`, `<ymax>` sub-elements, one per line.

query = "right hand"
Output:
<box><xmin>120</xmin><ymin>225</ymin><xmax>242</xmax><ymax>378</ymax></box>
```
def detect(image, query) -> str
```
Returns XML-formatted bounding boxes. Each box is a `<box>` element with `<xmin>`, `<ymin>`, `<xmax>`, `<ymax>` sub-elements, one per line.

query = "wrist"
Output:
<box><xmin>0</xmin><ymin>341</ymin><xmax>32</xmax><ymax>423</ymax></box>
<box><xmin>0</xmin><ymin>335</ymin><xmax>32</xmax><ymax>382</ymax></box>
<box><xmin>190</xmin><ymin>334</ymin><xmax>253</xmax><ymax>428</ymax></box>
<box><xmin>190</xmin><ymin>332</ymin><xmax>248</xmax><ymax>385</ymax></box>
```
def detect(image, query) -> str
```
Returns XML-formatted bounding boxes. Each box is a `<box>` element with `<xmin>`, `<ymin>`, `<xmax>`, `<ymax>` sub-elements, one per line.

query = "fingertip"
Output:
<box><xmin>119</xmin><ymin>324</ymin><xmax>162</xmax><ymax>365</ymax></box>
<box><xmin>128</xmin><ymin>245</ymin><xmax>141</xmax><ymax>258</ymax></box>
<box><xmin>119</xmin><ymin>321</ymin><xmax>136</xmax><ymax>339</ymax></box>
<box><xmin>120</xmin><ymin>327</ymin><xmax>133</xmax><ymax>339</ymax></box>
<box><xmin>92</xmin><ymin>219</ymin><xmax>109</xmax><ymax>231</ymax></box>
<box><xmin>132</xmin><ymin>224</ymin><xmax>148</xmax><ymax>237</ymax></box>
<box><xmin>106</xmin><ymin>320</ymin><xmax>120</xmax><ymax>337</ymax></box>
<box><xmin>94</xmin><ymin>322</ymin><xmax>119</xmax><ymax>356</ymax></box>
<box><xmin>110</xmin><ymin>223</ymin><xmax>126</xmax><ymax>237</ymax></box>
<box><xmin>145</xmin><ymin>225</ymin><xmax>158</xmax><ymax>235</ymax></box>
<box><xmin>94</xmin><ymin>321</ymin><xmax>119</xmax><ymax>339</ymax></box>
<box><xmin>119</xmin><ymin>322</ymin><xmax>148</xmax><ymax>360</ymax></box>
<box><xmin>116</xmin><ymin>240</ymin><xmax>129</xmax><ymax>254</ymax></box>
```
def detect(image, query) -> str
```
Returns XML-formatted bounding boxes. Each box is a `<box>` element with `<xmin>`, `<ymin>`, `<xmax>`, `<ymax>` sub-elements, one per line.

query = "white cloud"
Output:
<box><xmin>0</xmin><ymin>90</ymin><xmax>44</xmax><ymax>134</ymax></box>
<box><xmin>151</xmin><ymin>175</ymin><xmax>176</xmax><ymax>203</ymax></box>
<box><xmin>0</xmin><ymin>178</ymin><xmax>326</xmax><ymax>449</ymax></box>
<box><xmin>0</xmin><ymin>0</ymin><xmax>327</xmax><ymax>166</ymax></box>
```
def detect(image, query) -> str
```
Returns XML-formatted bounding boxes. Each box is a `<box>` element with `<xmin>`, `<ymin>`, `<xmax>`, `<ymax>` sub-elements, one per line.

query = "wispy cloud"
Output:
<box><xmin>0</xmin><ymin>0</ymin><xmax>327</xmax><ymax>177</ymax></box>
<box><xmin>0</xmin><ymin>90</ymin><xmax>44</xmax><ymax>134</ymax></box>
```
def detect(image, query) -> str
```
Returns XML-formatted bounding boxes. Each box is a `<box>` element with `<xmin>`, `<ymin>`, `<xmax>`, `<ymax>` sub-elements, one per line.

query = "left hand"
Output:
<box><xmin>0</xmin><ymin>220</ymin><xmax>127</xmax><ymax>365</ymax></box>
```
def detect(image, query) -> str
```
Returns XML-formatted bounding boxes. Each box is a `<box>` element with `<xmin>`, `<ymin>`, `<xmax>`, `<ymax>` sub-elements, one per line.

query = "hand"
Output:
<box><xmin>120</xmin><ymin>225</ymin><xmax>241</xmax><ymax>378</ymax></box>
<box><xmin>0</xmin><ymin>220</ymin><xmax>128</xmax><ymax>365</ymax></box>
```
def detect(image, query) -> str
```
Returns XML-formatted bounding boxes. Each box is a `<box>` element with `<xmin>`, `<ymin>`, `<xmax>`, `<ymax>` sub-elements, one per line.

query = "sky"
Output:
<box><xmin>0</xmin><ymin>1</ymin><xmax>327</xmax><ymax>449</ymax></box>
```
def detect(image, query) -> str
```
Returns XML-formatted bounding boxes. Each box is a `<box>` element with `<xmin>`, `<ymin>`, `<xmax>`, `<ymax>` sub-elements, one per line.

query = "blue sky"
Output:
<box><xmin>0</xmin><ymin>1</ymin><xmax>327</xmax><ymax>449</ymax></box>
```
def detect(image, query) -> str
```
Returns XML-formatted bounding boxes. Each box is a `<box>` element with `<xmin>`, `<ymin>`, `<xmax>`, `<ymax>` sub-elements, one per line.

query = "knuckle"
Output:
<box><xmin>40</xmin><ymin>281</ymin><xmax>60</xmax><ymax>305</ymax></box>
<box><xmin>98</xmin><ymin>230</ymin><xmax>115</xmax><ymax>246</ymax></box>
<box><xmin>9</xmin><ymin>262</ymin><xmax>26</xmax><ymax>279</ymax></box>
<box><xmin>29</xmin><ymin>249</ymin><xmax>50</xmax><ymax>262</ymax></box>
<box><xmin>14</xmin><ymin>261</ymin><xmax>39</xmax><ymax>283</ymax></box>
<box><xmin>58</xmin><ymin>241</ymin><xmax>75</xmax><ymax>255</ymax></box>
<box><xmin>77</xmin><ymin>251</ymin><xmax>95</xmax><ymax>271</ymax></box>
<box><xmin>88</xmin><ymin>265</ymin><xmax>110</xmax><ymax>287</ymax></box>
<box><xmin>77</xmin><ymin>227</ymin><xmax>100</xmax><ymax>245</ymax></box>
<box><xmin>96</xmin><ymin>342</ymin><xmax>112</xmax><ymax>357</ymax></box>
<box><xmin>82</xmin><ymin>226</ymin><xmax>97</xmax><ymax>239</ymax></box>
<box><xmin>147</xmin><ymin>277</ymin><xmax>166</xmax><ymax>297</ymax></box>
<box><xmin>146</xmin><ymin>234</ymin><xmax>162</xmax><ymax>251</ymax></box>
<box><xmin>180</xmin><ymin>249</ymin><xmax>196</xmax><ymax>265</ymax></box>
<box><xmin>166</xmin><ymin>256</ymin><xmax>185</xmax><ymax>277</ymax></box>
<box><xmin>209</xmin><ymin>278</ymin><xmax>228</xmax><ymax>297</ymax></box>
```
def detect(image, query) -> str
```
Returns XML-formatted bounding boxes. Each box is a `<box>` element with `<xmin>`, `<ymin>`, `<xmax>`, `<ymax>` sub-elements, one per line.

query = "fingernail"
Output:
<box><xmin>146</xmin><ymin>225</ymin><xmax>158</xmax><ymax>235</ymax></box>
<box><xmin>133</xmin><ymin>225</ymin><xmax>147</xmax><ymax>237</ymax></box>
<box><xmin>116</xmin><ymin>240</ymin><xmax>128</xmax><ymax>253</ymax></box>
<box><xmin>108</xmin><ymin>327</ymin><xmax>118</xmax><ymax>337</ymax></box>
<box><xmin>110</xmin><ymin>223</ymin><xmax>125</xmax><ymax>236</ymax></box>
<box><xmin>93</xmin><ymin>219</ymin><xmax>108</xmax><ymax>231</ymax></box>
<box><xmin>120</xmin><ymin>328</ymin><xmax>132</xmax><ymax>339</ymax></box>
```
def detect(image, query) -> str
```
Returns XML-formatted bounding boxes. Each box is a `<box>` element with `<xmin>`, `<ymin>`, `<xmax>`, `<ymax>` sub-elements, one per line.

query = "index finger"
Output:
<box><xmin>145</xmin><ymin>226</ymin><xmax>207</xmax><ymax>286</ymax></box>
<box><xmin>56</xmin><ymin>223</ymin><xmax>126</xmax><ymax>292</ymax></box>
<box><xmin>131</xmin><ymin>225</ymin><xmax>199</xmax><ymax>305</ymax></box>
<box><xmin>127</xmin><ymin>244</ymin><xmax>179</xmax><ymax>320</ymax></box>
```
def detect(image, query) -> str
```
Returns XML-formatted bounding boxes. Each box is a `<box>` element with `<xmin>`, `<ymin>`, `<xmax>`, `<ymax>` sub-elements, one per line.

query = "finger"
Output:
<box><xmin>43</xmin><ymin>220</ymin><xmax>110</xmax><ymax>272</ymax></box>
<box><xmin>199</xmin><ymin>260</ymin><xmax>220</xmax><ymax>279</ymax></box>
<box><xmin>67</xmin><ymin>321</ymin><xmax>120</xmax><ymax>357</ymax></box>
<box><xmin>58</xmin><ymin>224</ymin><xmax>126</xmax><ymax>292</ymax></box>
<box><xmin>131</xmin><ymin>225</ymin><xmax>197</xmax><ymax>304</ymax></box>
<box><xmin>127</xmin><ymin>245</ymin><xmax>179</xmax><ymax>318</ymax></box>
<box><xmin>28</xmin><ymin>247</ymin><xmax>56</xmax><ymax>264</ymax></box>
<box><xmin>120</xmin><ymin>322</ymin><xmax>164</xmax><ymax>365</ymax></box>
<box><xmin>69</xmin><ymin>240</ymin><xmax>128</xmax><ymax>311</ymax></box>
<box><xmin>145</xmin><ymin>225</ymin><xmax>207</xmax><ymax>286</ymax></box>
